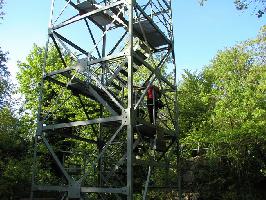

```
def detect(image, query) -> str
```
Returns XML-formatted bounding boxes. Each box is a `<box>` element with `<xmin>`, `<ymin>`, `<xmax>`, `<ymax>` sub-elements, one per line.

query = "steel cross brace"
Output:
<box><xmin>53</xmin><ymin>1</ymin><xmax>126</xmax><ymax>30</ymax></box>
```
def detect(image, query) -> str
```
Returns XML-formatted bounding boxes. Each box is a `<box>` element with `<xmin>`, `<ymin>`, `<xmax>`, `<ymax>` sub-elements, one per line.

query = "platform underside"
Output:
<box><xmin>75</xmin><ymin>0</ymin><xmax>170</xmax><ymax>48</ymax></box>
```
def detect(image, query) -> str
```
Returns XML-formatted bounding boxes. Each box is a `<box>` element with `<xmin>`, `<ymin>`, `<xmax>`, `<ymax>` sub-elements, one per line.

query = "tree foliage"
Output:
<box><xmin>0</xmin><ymin>0</ymin><xmax>5</xmax><ymax>20</ymax></box>
<box><xmin>178</xmin><ymin>26</ymin><xmax>266</xmax><ymax>199</ymax></box>
<box><xmin>0</xmin><ymin>108</ymin><xmax>32</xmax><ymax>199</ymax></box>
<box><xmin>0</xmin><ymin>47</ymin><xmax>11</xmax><ymax>108</ymax></box>
<box><xmin>0</xmin><ymin>47</ymin><xmax>32</xmax><ymax>198</ymax></box>
<box><xmin>199</xmin><ymin>0</ymin><xmax>266</xmax><ymax>17</ymax></box>
<box><xmin>234</xmin><ymin>0</ymin><xmax>266</xmax><ymax>17</ymax></box>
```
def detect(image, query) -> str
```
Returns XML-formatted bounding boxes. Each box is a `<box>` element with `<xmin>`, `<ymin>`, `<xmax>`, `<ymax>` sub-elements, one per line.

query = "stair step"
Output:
<box><xmin>119</xmin><ymin>64</ymin><xmax>138</xmax><ymax>78</ymax></box>
<box><xmin>67</xmin><ymin>79</ymin><xmax>122</xmax><ymax>114</ymax></box>
<box><xmin>118</xmin><ymin>50</ymin><xmax>145</xmax><ymax>77</ymax></box>
<box><xmin>133</xmin><ymin>18</ymin><xmax>170</xmax><ymax>48</ymax></box>
<box><xmin>76</xmin><ymin>1</ymin><xmax>123</xmax><ymax>27</ymax></box>
<box><xmin>135</xmin><ymin>50</ymin><xmax>147</xmax><ymax>65</ymax></box>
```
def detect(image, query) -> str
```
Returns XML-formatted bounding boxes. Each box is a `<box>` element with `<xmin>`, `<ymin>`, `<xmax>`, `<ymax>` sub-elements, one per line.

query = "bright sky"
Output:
<box><xmin>0</xmin><ymin>0</ymin><xmax>265</xmax><ymax>82</ymax></box>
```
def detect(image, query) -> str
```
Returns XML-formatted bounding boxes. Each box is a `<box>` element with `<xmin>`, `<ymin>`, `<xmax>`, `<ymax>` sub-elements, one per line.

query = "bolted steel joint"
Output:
<box><xmin>68</xmin><ymin>182</ymin><xmax>81</xmax><ymax>199</ymax></box>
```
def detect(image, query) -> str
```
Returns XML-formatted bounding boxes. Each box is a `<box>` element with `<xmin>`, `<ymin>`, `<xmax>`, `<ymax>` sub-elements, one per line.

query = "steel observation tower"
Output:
<box><xmin>31</xmin><ymin>0</ymin><xmax>179</xmax><ymax>199</ymax></box>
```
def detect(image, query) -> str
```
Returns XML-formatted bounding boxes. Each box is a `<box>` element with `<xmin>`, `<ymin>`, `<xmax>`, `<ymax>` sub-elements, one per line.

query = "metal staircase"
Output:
<box><xmin>31</xmin><ymin>0</ymin><xmax>179</xmax><ymax>199</ymax></box>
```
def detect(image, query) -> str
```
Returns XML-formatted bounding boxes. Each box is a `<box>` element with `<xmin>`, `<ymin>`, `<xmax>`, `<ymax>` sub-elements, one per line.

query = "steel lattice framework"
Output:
<box><xmin>30</xmin><ymin>0</ymin><xmax>179</xmax><ymax>199</ymax></box>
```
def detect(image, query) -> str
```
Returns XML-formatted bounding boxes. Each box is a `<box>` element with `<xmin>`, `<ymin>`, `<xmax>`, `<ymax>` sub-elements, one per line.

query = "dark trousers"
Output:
<box><xmin>147</xmin><ymin>99</ymin><xmax>158</xmax><ymax>124</ymax></box>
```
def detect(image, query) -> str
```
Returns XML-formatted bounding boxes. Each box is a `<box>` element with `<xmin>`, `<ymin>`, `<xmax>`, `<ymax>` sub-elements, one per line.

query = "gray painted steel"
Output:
<box><xmin>31</xmin><ymin>0</ymin><xmax>179</xmax><ymax>199</ymax></box>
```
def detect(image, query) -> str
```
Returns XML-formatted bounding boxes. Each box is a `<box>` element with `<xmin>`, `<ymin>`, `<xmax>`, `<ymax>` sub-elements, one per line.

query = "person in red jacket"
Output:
<box><xmin>146</xmin><ymin>82</ymin><xmax>163</xmax><ymax>124</ymax></box>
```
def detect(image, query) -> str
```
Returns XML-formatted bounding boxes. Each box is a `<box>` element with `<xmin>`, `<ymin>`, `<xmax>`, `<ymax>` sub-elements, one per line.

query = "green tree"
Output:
<box><xmin>179</xmin><ymin>26</ymin><xmax>266</xmax><ymax>199</ymax></box>
<box><xmin>0</xmin><ymin>47</ymin><xmax>32</xmax><ymax>198</ymax></box>
<box><xmin>0</xmin><ymin>2</ymin><xmax>39</xmax><ymax>198</ymax></box>
<box><xmin>0</xmin><ymin>108</ymin><xmax>32</xmax><ymax>199</ymax></box>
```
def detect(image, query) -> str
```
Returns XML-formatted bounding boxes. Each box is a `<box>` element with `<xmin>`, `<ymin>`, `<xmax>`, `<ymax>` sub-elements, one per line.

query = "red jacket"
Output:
<box><xmin>147</xmin><ymin>85</ymin><xmax>160</xmax><ymax>100</ymax></box>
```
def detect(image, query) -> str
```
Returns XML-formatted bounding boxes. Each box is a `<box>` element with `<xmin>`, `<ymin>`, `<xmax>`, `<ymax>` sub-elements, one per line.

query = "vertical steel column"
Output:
<box><xmin>127</xmin><ymin>0</ymin><xmax>134</xmax><ymax>199</ymax></box>
<box><xmin>169</xmin><ymin>0</ymin><xmax>181</xmax><ymax>199</ymax></box>
<box><xmin>98</xmin><ymin>13</ymin><xmax>107</xmax><ymax>189</ymax></box>
<box><xmin>30</xmin><ymin>136</ymin><xmax>38</xmax><ymax>200</ymax></box>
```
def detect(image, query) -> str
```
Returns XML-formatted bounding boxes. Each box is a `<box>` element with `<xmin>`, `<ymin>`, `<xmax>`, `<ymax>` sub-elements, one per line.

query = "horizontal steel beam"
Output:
<box><xmin>44</xmin><ymin>52</ymin><xmax>126</xmax><ymax>77</ymax></box>
<box><xmin>42</xmin><ymin>116</ymin><xmax>122</xmax><ymax>130</ymax></box>
<box><xmin>147</xmin><ymin>186</ymin><xmax>179</xmax><ymax>191</ymax></box>
<box><xmin>44</xmin><ymin>66</ymin><xmax>76</xmax><ymax>77</ymax></box>
<box><xmin>33</xmin><ymin>184</ymin><xmax>178</xmax><ymax>193</ymax></box>
<box><xmin>33</xmin><ymin>185</ymin><xmax>68</xmax><ymax>192</ymax></box>
<box><xmin>81</xmin><ymin>186</ymin><xmax>127</xmax><ymax>194</ymax></box>
<box><xmin>135</xmin><ymin>158</ymin><xmax>169</xmax><ymax>168</ymax></box>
